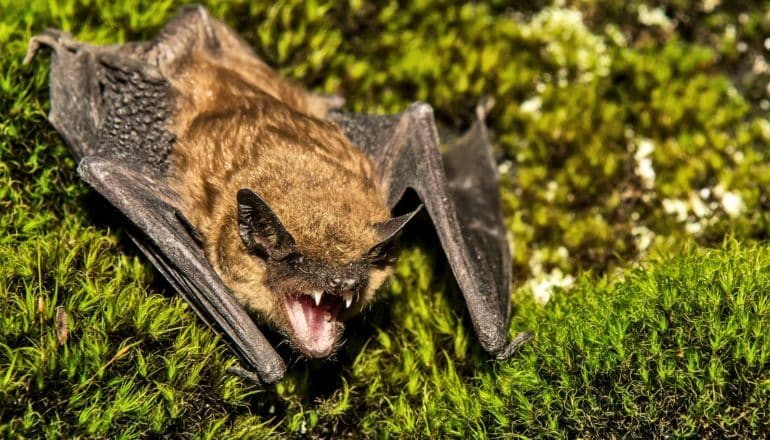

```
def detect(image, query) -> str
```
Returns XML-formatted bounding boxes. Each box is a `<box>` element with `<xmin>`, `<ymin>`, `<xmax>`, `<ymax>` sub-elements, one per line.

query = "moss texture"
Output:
<box><xmin>2</xmin><ymin>0</ymin><xmax>769</xmax><ymax>437</ymax></box>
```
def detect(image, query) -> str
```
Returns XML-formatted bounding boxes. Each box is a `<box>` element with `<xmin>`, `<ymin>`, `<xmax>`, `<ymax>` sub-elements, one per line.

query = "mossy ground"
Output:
<box><xmin>1</xmin><ymin>0</ymin><xmax>769</xmax><ymax>438</ymax></box>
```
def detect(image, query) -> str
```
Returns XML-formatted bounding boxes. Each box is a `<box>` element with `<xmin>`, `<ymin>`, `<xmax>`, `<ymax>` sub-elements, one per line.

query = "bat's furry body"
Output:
<box><xmin>27</xmin><ymin>5</ymin><xmax>531</xmax><ymax>383</ymax></box>
<box><xmin>164</xmin><ymin>27</ymin><xmax>393</xmax><ymax>356</ymax></box>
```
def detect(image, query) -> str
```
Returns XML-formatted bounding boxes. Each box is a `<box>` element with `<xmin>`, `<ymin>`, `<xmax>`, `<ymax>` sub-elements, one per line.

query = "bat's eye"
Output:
<box><xmin>282</xmin><ymin>253</ymin><xmax>304</xmax><ymax>266</ymax></box>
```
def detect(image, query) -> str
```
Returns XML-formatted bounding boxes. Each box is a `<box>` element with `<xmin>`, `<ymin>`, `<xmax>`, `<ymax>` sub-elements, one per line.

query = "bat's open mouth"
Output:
<box><xmin>284</xmin><ymin>292</ymin><xmax>347</xmax><ymax>358</ymax></box>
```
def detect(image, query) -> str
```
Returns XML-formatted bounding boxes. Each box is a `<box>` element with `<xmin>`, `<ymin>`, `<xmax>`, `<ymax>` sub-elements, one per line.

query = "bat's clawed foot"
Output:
<box><xmin>494</xmin><ymin>331</ymin><xmax>534</xmax><ymax>360</ymax></box>
<box><xmin>226</xmin><ymin>365</ymin><xmax>263</xmax><ymax>384</ymax></box>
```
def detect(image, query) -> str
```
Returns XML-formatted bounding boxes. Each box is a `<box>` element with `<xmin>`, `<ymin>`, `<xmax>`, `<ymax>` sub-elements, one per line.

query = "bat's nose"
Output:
<box><xmin>328</xmin><ymin>277</ymin><xmax>356</xmax><ymax>290</ymax></box>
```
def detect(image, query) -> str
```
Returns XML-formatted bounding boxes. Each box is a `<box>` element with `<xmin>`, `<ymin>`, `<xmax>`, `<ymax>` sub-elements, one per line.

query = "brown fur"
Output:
<box><xmin>164</xmin><ymin>50</ymin><xmax>392</xmax><ymax>328</ymax></box>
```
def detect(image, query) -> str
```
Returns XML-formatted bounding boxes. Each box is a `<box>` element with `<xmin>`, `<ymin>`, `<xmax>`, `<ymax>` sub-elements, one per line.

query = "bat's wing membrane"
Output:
<box><xmin>78</xmin><ymin>157</ymin><xmax>286</xmax><ymax>383</ymax></box>
<box><xmin>332</xmin><ymin>103</ymin><xmax>532</xmax><ymax>358</ymax></box>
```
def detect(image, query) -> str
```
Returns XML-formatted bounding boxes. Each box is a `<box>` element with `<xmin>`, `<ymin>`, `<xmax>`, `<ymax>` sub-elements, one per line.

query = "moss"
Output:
<box><xmin>343</xmin><ymin>241</ymin><xmax>770</xmax><ymax>438</ymax></box>
<box><xmin>2</xmin><ymin>0</ymin><xmax>770</xmax><ymax>437</ymax></box>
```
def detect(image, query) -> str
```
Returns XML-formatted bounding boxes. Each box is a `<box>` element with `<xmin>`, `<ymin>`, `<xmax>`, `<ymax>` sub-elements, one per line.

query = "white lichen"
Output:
<box><xmin>634</xmin><ymin>138</ymin><xmax>656</xmax><ymax>189</ymax></box>
<box><xmin>556</xmin><ymin>246</ymin><xmax>569</xmax><ymax>260</ymax></box>
<box><xmin>529</xmin><ymin>268</ymin><xmax>575</xmax><ymax>305</ymax></box>
<box><xmin>497</xmin><ymin>160</ymin><xmax>514</xmax><ymax>175</ymax></box>
<box><xmin>527</xmin><ymin>247</ymin><xmax>574</xmax><ymax>304</ymax></box>
<box><xmin>524</xmin><ymin>8</ymin><xmax>611</xmax><ymax>79</ymax></box>
<box><xmin>721</xmin><ymin>191</ymin><xmax>744</xmax><ymax>218</ymax></box>
<box><xmin>702</xmin><ymin>0</ymin><xmax>721</xmax><ymax>13</ymax></box>
<box><xmin>528</xmin><ymin>249</ymin><xmax>546</xmax><ymax>276</ymax></box>
<box><xmin>520</xmin><ymin>96</ymin><xmax>542</xmax><ymax>114</ymax></box>
<box><xmin>662</xmin><ymin>198</ymin><xmax>688</xmax><ymax>222</ymax></box>
<box><xmin>631</xmin><ymin>225</ymin><xmax>655</xmax><ymax>252</ymax></box>
<box><xmin>662</xmin><ymin>185</ymin><xmax>744</xmax><ymax>235</ymax></box>
<box><xmin>638</xmin><ymin>5</ymin><xmax>673</xmax><ymax>31</ymax></box>
<box><xmin>752</xmin><ymin>54</ymin><xmax>770</xmax><ymax>75</ymax></box>
<box><xmin>689</xmin><ymin>191</ymin><xmax>712</xmax><ymax>219</ymax></box>
<box><xmin>685</xmin><ymin>221</ymin><xmax>703</xmax><ymax>235</ymax></box>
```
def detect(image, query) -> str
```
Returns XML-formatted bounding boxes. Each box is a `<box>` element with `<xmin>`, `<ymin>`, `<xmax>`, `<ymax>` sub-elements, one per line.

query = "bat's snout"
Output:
<box><xmin>284</xmin><ymin>291</ymin><xmax>346</xmax><ymax>358</ymax></box>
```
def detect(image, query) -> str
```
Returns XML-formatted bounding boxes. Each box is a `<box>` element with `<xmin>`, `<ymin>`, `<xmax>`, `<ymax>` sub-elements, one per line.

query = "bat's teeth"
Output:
<box><xmin>343</xmin><ymin>292</ymin><xmax>353</xmax><ymax>309</ymax></box>
<box><xmin>312</xmin><ymin>290</ymin><xmax>323</xmax><ymax>306</ymax></box>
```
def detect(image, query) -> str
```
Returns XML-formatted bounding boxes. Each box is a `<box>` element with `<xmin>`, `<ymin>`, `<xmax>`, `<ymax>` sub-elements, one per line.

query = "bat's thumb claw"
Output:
<box><xmin>24</xmin><ymin>30</ymin><xmax>72</xmax><ymax>64</ymax></box>
<box><xmin>24</xmin><ymin>36</ymin><xmax>51</xmax><ymax>64</ymax></box>
<box><xmin>495</xmin><ymin>330</ymin><xmax>534</xmax><ymax>360</ymax></box>
<box><xmin>476</xmin><ymin>95</ymin><xmax>496</xmax><ymax>121</ymax></box>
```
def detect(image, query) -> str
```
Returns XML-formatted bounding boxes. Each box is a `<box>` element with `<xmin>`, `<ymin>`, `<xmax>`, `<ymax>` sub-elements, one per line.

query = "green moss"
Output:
<box><xmin>342</xmin><ymin>241</ymin><xmax>770</xmax><ymax>438</ymax></box>
<box><xmin>2</xmin><ymin>0</ymin><xmax>770</xmax><ymax>437</ymax></box>
<box><xmin>0</xmin><ymin>217</ymin><xmax>276</xmax><ymax>438</ymax></box>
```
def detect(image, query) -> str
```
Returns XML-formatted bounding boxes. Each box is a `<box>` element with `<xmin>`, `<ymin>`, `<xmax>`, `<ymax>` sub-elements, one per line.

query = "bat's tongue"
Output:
<box><xmin>285</xmin><ymin>294</ymin><xmax>340</xmax><ymax>358</ymax></box>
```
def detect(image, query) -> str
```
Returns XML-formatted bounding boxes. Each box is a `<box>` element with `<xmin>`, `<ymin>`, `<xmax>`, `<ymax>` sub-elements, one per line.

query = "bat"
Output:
<box><xmin>25</xmin><ymin>5</ymin><xmax>532</xmax><ymax>384</ymax></box>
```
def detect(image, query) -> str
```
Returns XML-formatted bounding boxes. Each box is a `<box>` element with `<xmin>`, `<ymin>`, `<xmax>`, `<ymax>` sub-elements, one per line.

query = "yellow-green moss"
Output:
<box><xmin>2</xmin><ymin>0</ymin><xmax>769</xmax><ymax>437</ymax></box>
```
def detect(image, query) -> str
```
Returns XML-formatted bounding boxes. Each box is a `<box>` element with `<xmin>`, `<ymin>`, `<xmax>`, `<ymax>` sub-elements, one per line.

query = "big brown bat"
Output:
<box><xmin>25</xmin><ymin>5</ymin><xmax>532</xmax><ymax>383</ymax></box>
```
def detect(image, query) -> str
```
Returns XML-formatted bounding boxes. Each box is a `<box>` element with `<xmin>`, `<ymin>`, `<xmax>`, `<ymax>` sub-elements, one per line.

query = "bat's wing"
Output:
<box><xmin>332</xmin><ymin>102</ymin><xmax>533</xmax><ymax>358</ymax></box>
<box><xmin>78</xmin><ymin>158</ymin><xmax>285</xmax><ymax>383</ymax></box>
<box><xmin>27</xmin><ymin>23</ymin><xmax>285</xmax><ymax>383</ymax></box>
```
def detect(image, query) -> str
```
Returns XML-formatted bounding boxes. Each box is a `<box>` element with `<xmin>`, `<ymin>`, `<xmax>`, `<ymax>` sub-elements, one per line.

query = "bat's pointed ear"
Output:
<box><xmin>237</xmin><ymin>188</ymin><xmax>296</xmax><ymax>260</ymax></box>
<box><xmin>365</xmin><ymin>205</ymin><xmax>423</xmax><ymax>262</ymax></box>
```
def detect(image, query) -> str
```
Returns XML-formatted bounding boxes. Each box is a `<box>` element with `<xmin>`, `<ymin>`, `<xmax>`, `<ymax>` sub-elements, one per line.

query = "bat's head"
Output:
<box><xmin>235</xmin><ymin>189</ymin><xmax>417</xmax><ymax>358</ymax></box>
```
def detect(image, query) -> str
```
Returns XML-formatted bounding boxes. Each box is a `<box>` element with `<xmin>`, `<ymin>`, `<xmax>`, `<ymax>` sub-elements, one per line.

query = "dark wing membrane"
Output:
<box><xmin>440</xmin><ymin>99</ymin><xmax>512</xmax><ymax>331</ymax></box>
<box><xmin>78</xmin><ymin>157</ymin><xmax>286</xmax><ymax>383</ymax></box>
<box><xmin>441</xmin><ymin>101</ymin><xmax>533</xmax><ymax>358</ymax></box>
<box><xmin>332</xmin><ymin>103</ymin><xmax>531</xmax><ymax>358</ymax></box>
<box><xmin>26</xmin><ymin>30</ymin><xmax>175</xmax><ymax>174</ymax></box>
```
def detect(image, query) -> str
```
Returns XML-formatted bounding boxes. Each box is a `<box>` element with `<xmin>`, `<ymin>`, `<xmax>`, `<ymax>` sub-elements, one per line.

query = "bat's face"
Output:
<box><xmin>230</xmin><ymin>189</ymin><xmax>414</xmax><ymax>358</ymax></box>
<box><xmin>262</xmin><ymin>251</ymin><xmax>388</xmax><ymax>357</ymax></box>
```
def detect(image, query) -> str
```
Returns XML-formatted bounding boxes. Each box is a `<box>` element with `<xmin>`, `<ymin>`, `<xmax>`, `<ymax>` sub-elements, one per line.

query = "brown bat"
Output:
<box><xmin>26</xmin><ymin>5</ymin><xmax>531</xmax><ymax>383</ymax></box>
